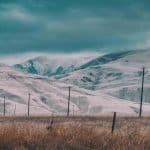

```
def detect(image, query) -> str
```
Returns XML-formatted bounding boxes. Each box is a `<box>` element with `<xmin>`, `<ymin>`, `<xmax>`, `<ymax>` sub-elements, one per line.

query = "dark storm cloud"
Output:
<box><xmin>0</xmin><ymin>0</ymin><xmax>150</xmax><ymax>54</ymax></box>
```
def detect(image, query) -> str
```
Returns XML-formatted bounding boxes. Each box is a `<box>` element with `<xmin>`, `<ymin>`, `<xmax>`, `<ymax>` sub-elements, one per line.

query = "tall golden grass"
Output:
<box><xmin>0</xmin><ymin>120</ymin><xmax>149</xmax><ymax>150</ymax></box>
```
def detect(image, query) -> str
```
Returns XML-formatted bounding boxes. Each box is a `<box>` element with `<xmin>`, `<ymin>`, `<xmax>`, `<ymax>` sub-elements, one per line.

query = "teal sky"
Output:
<box><xmin>0</xmin><ymin>0</ymin><xmax>150</xmax><ymax>55</ymax></box>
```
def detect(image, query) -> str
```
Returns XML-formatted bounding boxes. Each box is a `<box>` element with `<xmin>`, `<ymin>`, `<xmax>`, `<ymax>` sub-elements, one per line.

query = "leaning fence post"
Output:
<box><xmin>112</xmin><ymin>112</ymin><xmax>117</xmax><ymax>133</ymax></box>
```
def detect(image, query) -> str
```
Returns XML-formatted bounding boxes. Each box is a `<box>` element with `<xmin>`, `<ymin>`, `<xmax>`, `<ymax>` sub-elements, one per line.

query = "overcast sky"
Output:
<box><xmin>0</xmin><ymin>0</ymin><xmax>150</xmax><ymax>55</ymax></box>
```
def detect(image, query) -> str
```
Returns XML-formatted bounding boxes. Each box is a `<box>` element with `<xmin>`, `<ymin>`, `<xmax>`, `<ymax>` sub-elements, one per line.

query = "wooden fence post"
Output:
<box><xmin>112</xmin><ymin>112</ymin><xmax>117</xmax><ymax>133</ymax></box>
<box><xmin>28</xmin><ymin>93</ymin><xmax>31</xmax><ymax>118</ymax></box>
<box><xmin>67</xmin><ymin>87</ymin><xmax>71</xmax><ymax>117</ymax></box>
<box><xmin>139</xmin><ymin>67</ymin><xmax>145</xmax><ymax>118</ymax></box>
<box><xmin>4</xmin><ymin>96</ymin><xmax>6</xmax><ymax>117</ymax></box>
<box><xmin>73</xmin><ymin>105</ymin><xmax>75</xmax><ymax>116</ymax></box>
<box><xmin>14</xmin><ymin>104</ymin><xmax>16</xmax><ymax>116</ymax></box>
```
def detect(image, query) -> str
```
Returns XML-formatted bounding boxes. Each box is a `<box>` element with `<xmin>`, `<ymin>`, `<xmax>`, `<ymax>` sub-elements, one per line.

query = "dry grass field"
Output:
<box><xmin>0</xmin><ymin>116</ymin><xmax>150</xmax><ymax>150</ymax></box>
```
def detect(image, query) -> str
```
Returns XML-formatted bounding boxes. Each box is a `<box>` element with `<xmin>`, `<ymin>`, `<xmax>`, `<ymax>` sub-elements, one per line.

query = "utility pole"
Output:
<box><xmin>67</xmin><ymin>86</ymin><xmax>71</xmax><ymax>117</ymax></box>
<box><xmin>139</xmin><ymin>67</ymin><xmax>145</xmax><ymax>118</ymax></box>
<box><xmin>28</xmin><ymin>93</ymin><xmax>31</xmax><ymax>118</ymax></box>
<box><xmin>4</xmin><ymin>96</ymin><xmax>6</xmax><ymax>117</ymax></box>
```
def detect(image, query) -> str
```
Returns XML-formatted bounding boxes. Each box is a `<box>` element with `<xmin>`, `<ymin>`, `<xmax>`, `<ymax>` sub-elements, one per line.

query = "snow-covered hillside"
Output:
<box><xmin>0</xmin><ymin>63</ymin><xmax>150</xmax><ymax>115</ymax></box>
<box><xmin>54</xmin><ymin>49</ymin><xmax>150</xmax><ymax>103</ymax></box>
<box><xmin>10</xmin><ymin>49</ymin><xmax>150</xmax><ymax>115</ymax></box>
<box><xmin>14</xmin><ymin>52</ymin><xmax>100</xmax><ymax>76</ymax></box>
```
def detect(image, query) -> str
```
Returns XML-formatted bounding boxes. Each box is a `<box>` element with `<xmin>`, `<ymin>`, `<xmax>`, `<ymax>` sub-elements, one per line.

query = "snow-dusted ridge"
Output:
<box><xmin>13</xmin><ymin>51</ymin><xmax>102</xmax><ymax>77</ymax></box>
<box><xmin>0</xmin><ymin>49</ymin><xmax>149</xmax><ymax>115</ymax></box>
<box><xmin>0</xmin><ymin>62</ymin><xmax>150</xmax><ymax>115</ymax></box>
<box><xmin>57</xmin><ymin>49</ymin><xmax>150</xmax><ymax>103</ymax></box>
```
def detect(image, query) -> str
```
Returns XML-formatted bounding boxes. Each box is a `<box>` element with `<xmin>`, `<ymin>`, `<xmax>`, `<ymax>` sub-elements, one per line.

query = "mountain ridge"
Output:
<box><xmin>13</xmin><ymin>49</ymin><xmax>150</xmax><ymax>104</ymax></box>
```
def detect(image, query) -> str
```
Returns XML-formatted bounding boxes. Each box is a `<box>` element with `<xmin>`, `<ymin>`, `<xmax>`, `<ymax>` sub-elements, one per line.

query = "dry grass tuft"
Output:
<box><xmin>0</xmin><ymin>119</ymin><xmax>150</xmax><ymax>150</ymax></box>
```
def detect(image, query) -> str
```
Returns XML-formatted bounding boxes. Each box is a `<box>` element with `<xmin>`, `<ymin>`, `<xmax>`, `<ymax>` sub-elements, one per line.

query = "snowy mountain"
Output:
<box><xmin>0</xmin><ymin>63</ymin><xmax>150</xmax><ymax>115</ymax></box>
<box><xmin>14</xmin><ymin>52</ymin><xmax>100</xmax><ymax>76</ymax></box>
<box><xmin>56</xmin><ymin>49</ymin><xmax>150</xmax><ymax>103</ymax></box>
<box><xmin>11</xmin><ymin>49</ymin><xmax>150</xmax><ymax>115</ymax></box>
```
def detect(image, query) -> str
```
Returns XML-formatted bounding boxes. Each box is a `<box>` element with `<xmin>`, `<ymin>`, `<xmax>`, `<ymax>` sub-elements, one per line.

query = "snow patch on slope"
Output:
<box><xmin>13</xmin><ymin>52</ymin><xmax>102</xmax><ymax>76</ymax></box>
<box><xmin>0</xmin><ymin>64</ymin><xmax>150</xmax><ymax>115</ymax></box>
<box><xmin>56</xmin><ymin>49</ymin><xmax>150</xmax><ymax>103</ymax></box>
